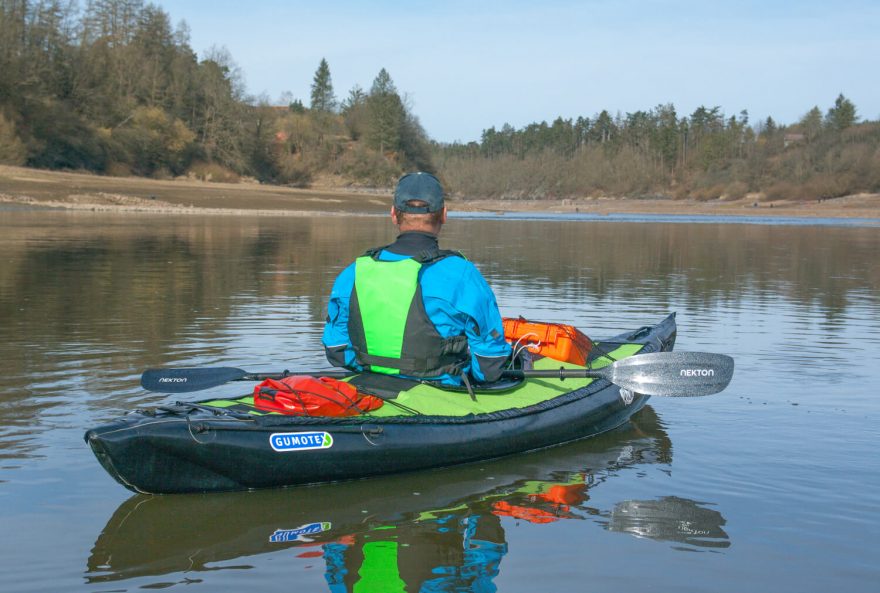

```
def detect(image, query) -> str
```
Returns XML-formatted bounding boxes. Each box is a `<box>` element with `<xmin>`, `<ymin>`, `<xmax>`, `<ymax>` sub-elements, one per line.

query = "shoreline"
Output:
<box><xmin>1</xmin><ymin>165</ymin><xmax>878</xmax><ymax>220</ymax></box>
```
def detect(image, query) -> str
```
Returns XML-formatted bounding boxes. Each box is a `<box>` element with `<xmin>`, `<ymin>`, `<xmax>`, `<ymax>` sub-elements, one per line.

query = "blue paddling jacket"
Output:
<box><xmin>323</xmin><ymin>232</ymin><xmax>512</xmax><ymax>385</ymax></box>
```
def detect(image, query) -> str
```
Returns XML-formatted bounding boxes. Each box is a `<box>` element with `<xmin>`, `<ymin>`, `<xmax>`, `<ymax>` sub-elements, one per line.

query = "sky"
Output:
<box><xmin>158</xmin><ymin>0</ymin><xmax>880</xmax><ymax>143</ymax></box>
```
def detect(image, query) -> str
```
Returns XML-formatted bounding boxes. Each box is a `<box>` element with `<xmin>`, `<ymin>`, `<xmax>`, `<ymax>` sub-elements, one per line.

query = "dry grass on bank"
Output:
<box><xmin>1</xmin><ymin>165</ymin><xmax>878</xmax><ymax>219</ymax></box>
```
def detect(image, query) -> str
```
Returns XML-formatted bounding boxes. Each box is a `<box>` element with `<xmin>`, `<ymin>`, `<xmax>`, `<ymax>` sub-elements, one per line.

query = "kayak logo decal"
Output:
<box><xmin>270</xmin><ymin>431</ymin><xmax>334</xmax><ymax>452</ymax></box>
<box><xmin>158</xmin><ymin>377</ymin><xmax>187</xmax><ymax>383</ymax></box>
<box><xmin>270</xmin><ymin>522</ymin><xmax>331</xmax><ymax>543</ymax></box>
<box><xmin>680</xmin><ymin>368</ymin><xmax>715</xmax><ymax>377</ymax></box>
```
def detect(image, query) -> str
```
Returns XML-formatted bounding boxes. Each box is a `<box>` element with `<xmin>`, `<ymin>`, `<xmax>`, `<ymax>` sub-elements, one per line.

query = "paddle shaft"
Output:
<box><xmin>241</xmin><ymin>369</ymin><xmax>601</xmax><ymax>381</ymax></box>
<box><xmin>141</xmin><ymin>352</ymin><xmax>734</xmax><ymax>397</ymax></box>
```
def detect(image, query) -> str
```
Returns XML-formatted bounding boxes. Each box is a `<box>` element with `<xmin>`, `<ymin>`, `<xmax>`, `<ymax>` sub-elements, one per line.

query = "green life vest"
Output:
<box><xmin>348</xmin><ymin>247</ymin><xmax>469</xmax><ymax>378</ymax></box>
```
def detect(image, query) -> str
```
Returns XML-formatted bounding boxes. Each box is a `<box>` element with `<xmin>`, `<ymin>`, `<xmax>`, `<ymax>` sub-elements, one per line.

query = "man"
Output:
<box><xmin>323</xmin><ymin>172</ymin><xmax>511</xmax><ymax>385</ymax></box>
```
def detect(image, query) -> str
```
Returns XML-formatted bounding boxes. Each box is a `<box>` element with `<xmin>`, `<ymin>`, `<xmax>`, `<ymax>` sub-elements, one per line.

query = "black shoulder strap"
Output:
<box><xmin>362</xmin><ymin>245</ymin><xmax>390</xmax><ymax>260</ymax></box>
<box><xmin>362</xmin><ymin>245</ymin><xmax>463</xmax><ymax>264</ymax></box>
<box><xmin>412</xmin><ymin>248</ymin><xmax>464</xmax><ymax>264</ymax></box>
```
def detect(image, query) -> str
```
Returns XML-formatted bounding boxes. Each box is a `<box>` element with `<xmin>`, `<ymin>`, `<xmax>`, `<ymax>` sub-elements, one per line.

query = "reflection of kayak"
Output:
<box><xmin>87</xmin><ymin>407</ymin><xmax>675</xmax><ymax>584</ymax></box>
<box><xmin>85</xmin><ymin>314</ymin><xmax>676</xmax><ymax>494</ymax></box>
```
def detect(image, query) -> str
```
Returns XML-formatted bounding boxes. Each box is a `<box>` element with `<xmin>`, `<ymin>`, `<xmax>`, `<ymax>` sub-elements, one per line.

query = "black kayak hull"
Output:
<box><xmin>86</xmin><ymin>314</ymin><xmax>676</xmax><ymax>494</ymax></box>
<box><xmin>87</xmin><ymin>406</ymin><xmax>677</xmax><ymax>583</ymax></box>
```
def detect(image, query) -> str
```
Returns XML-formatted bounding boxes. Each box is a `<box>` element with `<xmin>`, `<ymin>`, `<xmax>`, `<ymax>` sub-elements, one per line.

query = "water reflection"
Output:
<box><xmin>86</xmin><ymin>407</ymin><xmax>729</xmax><ymax>590</ymax></box>
<box><xmin>2</xmin><ymin>212</ymin><xmax>878</xmax><ymax>458</ymax></box>
<box><xmin>0</xmin><ymin>212</ymin><xmax>876</xmax><ymax>592</ymax></box>
<box><xmin>606</xmin><ymin>497</ymin><xmax>729</xmax><ymax>549</ymax></box>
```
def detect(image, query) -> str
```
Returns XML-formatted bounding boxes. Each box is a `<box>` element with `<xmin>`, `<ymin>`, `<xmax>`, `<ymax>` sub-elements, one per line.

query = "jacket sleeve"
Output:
<box><xmin>322</xmin><ymin>264</ymin><xmax>363</xmax><ymax>371</ymax></box>
<box><xmin>457</xmin><ymin>264</ymin><xmax>512</xmax><ymax>383</ymax></box>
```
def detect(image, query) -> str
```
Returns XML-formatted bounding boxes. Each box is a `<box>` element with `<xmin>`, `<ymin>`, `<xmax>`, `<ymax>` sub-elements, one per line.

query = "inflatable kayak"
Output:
<box><xmin>88</xmin><ymin>407</ymin><xmax>711</xmax><ymax>584</ymax></box>
<box><xmin>86</xmin><ymin>314</ymin><xmax>678</xmax><ymax>494</ymax></box>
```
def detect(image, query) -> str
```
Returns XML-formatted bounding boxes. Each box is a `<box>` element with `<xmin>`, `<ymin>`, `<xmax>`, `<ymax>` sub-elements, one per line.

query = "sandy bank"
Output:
<box><xmin>1</xmin><ymin>165</ymin><xmax>878</xmax><ymax>220</ymax></box>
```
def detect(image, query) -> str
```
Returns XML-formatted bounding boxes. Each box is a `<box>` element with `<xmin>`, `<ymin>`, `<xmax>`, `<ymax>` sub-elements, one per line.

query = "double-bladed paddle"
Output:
<box><xmin>140</xmin><ymin>351</ymin><xmax>733</xmax><ymax>397</ymax></box>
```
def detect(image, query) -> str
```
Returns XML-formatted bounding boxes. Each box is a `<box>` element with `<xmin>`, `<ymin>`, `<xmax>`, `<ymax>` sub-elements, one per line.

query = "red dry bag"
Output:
<box><xmin>253</xmin><ymin>375</ymin><xmax>383</xmax><ymax>417</ymax></box>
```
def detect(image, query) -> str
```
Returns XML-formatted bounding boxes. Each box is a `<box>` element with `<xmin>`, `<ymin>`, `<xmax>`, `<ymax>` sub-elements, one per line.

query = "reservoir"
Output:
<box><xmin>0</xmin><ymin>211</ymin><xmax>877</xmax><ymax>592</ymax></box>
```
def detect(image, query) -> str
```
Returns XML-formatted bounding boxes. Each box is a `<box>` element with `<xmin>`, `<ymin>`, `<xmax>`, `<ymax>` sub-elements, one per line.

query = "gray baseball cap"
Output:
<box><xmin>393</xmin><ymin>172</ymin><xmax>445</xmax><ymax>213</ymax></box>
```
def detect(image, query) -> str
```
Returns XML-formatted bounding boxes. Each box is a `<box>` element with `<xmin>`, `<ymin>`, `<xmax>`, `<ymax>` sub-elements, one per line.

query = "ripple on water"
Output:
<box><xmin>0</xmin><ymin>214</ymin><xmax>878</xmax><ymax>592</ymax></box>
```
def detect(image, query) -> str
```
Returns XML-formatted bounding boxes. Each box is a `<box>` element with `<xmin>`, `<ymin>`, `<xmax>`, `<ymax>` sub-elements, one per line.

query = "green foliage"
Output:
<box><xmin>0</xmin><ymin>2</ymin><xmax>433</xmax><ymax>188</ymax></box>
<box><xmin>341</xmin><ymin>84</ymin><xmax>368</xmax><ymax>140</ymax></box>
<box><xmin>23</xmin><ymin>99</ymin><xmax>110</xmax><ymax>170</ymax></box>
<box><xmin>799</xmin><ymin>107</ymin><xmax>824</xmax><ymax>140</ymax></box>
<box><xmin>310</xmin><ymin>58</ymin><xmax>336</xmax><ymax>112</ymax></box>
<box><xmin>365</xmin><ymin>69</ymin><xmax>403</xmax><ymax>154</ymax></box>
<box><xmin>360</xmin><ymin>68</ymin><xmax>433</xmax><ymax>172</ymax></box>
<box><xmin>342</xmin><ymin>85</ymin><xmax>367</xmax><ymax>112</ymax></box>
<box><xmin>366</xmin><ymin>92</ymin><xmax>403</xmax><ymax>154</ymax></box>
<box><xmin>370</xmin><ymin>68</ymin><xmax>397</xmax><ymax>96</ymax></box>
<box><xmin>5</xmin><ymin>0</ymin><xmax>871</xmax><ymax>201</ymax></box>
<box><xmin>112</xmin><ymin>106</ymin><xmax>195</xmax><ymax>176</ymax></box>
<box><xmin>0</xmin><ymin>112</ymin><xmax>26</xmax><ymax>165</ymax></box>
<box><xmin>398</xmin><ymin>112</ymin><xmax>434</xmax><ymax>172</ymax></box>
<box><xmin>436</xmin><ymin>97</ymin><xmax>880</xmax><ymax>201</ymax></box>
<box><xmin>826</xmin><ymin>93</ymin><xmax>857</xmax><ymax>131</ymax></box>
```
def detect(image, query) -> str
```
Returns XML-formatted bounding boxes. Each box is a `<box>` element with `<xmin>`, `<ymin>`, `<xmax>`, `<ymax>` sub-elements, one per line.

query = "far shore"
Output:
<box><xmin>1</xmin><ymin>165</ymin><xmax>878</xmax><ymax>220</ymax></box>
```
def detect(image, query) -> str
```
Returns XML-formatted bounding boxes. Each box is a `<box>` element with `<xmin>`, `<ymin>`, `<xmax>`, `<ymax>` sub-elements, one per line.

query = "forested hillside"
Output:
<box><xmin>434</xmin><ymin>99</ymin><xmax>880</xmax><ymax>201</ymax></box>
<box><xmin>0</xmin><ymin>0</ymin><xmax>431</xmax><ymax>186</ymax></box>
<box><xmin>1</xmin><ymin>0</ymin><xmax>878</xmax><ymax>202</ymax></box>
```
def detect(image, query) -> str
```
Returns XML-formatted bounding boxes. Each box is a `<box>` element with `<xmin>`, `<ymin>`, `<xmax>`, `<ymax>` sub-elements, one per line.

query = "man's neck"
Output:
<box><xmin>386</xmin><ymin>231</ymin><xmax>439</xmax><ymax>256</ymax></box>
<box><xmin>397</xmin><ymin>225</ymin><xmax>440</xmax><ymax>236</ymax></box>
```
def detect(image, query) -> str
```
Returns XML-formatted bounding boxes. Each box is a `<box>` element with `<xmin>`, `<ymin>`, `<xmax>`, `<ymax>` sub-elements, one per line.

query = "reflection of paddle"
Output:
<box><xmin>141</xmin><ymin>351</ymin><xmax>733</xmax><ymax>397</ymax></box>
<box><xmin>609</xmin><ymin>496</ymin><xmax>731</xmax><ymax>548</ymax></box>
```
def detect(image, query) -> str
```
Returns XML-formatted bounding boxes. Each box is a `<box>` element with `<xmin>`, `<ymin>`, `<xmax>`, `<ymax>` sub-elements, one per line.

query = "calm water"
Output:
<box><xmin>0</xmin><ymin>211</ymin><xmax>878</xmax><ymax>593</ymax></box>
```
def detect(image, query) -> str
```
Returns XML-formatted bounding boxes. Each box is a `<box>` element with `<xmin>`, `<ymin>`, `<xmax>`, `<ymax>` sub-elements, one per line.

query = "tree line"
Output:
<box><xmin>0</xmin><ymin>0</ymin><xmax>431</xmax><ymax>186</ymax></box>
<box><xmin>1</xmin><ymin>0</ymin><xmax>877</xmax><ymax>201</ymax></box>
<box><xmin>434</xmin><ymin>96</ymin><xmax>880</xmax><ymax>201</ymax></box>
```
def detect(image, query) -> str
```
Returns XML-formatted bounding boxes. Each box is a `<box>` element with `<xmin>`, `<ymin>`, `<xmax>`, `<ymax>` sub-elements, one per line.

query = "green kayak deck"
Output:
<box><xmin>199</xmin><ymin>342</ymin><xmax>645</xmax><ymax>418</ymax></box>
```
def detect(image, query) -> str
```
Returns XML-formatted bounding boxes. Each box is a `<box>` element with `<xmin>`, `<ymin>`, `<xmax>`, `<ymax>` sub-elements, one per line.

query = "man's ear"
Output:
<box><xmin>390</xmin><ymin>206</ymin><xmax>399</xmax><ymax>225</ymax></box>
<box><xmin>440</xmin><ymin>206</ymin><xmax>448</xmax><ymax>225</ymax></box>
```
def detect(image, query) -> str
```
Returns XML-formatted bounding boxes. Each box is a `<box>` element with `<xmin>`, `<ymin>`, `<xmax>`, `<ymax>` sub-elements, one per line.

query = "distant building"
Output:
<box><xmin>783</xmin><ymin>133</ymin><xmax>806</xmax><ymax>148</ymax></box>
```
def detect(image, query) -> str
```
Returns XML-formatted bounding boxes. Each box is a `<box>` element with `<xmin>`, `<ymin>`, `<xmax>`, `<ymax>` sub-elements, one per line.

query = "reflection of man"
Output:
<box><xmin>321</xmin><ymin>513</ymin><xmax>507</xmax><ymax>592</ymax></box>
<box><xmin>322</xmin><ymin>172</ymin><xmax>511</xmax><ymax>386</ymax></box>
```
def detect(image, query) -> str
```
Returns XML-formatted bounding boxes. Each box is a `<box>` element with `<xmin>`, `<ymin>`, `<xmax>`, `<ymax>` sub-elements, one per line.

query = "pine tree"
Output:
<box><xmin>342</xmin><ymin>84</ymin><xmax>368</xmax><ymax>140</ymax></box>
<box><xmin>341</xmin><ymin>84</ymin><xmax>366</xmax><ymax>114</ymax></box>
<box><xmin>366</xmin><ymin>68</ymin><xmax>404</xmax><ymax>154</ymax></box>
<box><xmin>825</xmin><ymin>93</ymin><xmax>857</xmax><ymax>131</ymax></box>
<box><xmin>370</xmin><ymin>68</ymin><xmax>397</xmax><ymax>96</ymax></box>
<box><xmin>800</xmin><ymin>106</ymin><xmax>823</xmax><ymax>140</ymax></box>
<box><xmin>309</xmin><ymin>58</ymin><xmax>336</xmax><ymax>112</ymax></box>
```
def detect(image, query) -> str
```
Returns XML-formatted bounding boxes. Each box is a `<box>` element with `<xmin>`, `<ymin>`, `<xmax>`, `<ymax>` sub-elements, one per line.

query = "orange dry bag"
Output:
<box><xmin>253</xmin><ymin>375</ymin><xmax>383</xmax><ymax>417</ymax></box>
<box><xmin>502</xmin><ymin>316</ymin><xmax>593</xmax><ymax>366</ymax></box>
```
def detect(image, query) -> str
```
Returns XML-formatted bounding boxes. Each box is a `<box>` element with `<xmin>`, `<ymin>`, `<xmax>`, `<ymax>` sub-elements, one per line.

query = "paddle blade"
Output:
<box><xmin>140</xmin><ymin>367</ymin><xmax>249</xmax><ymax>393</ymax></box>
<box><xmin>610</xmin><ymin>352</ymin><xmax>734</xmax><ymax>397</ymax></box>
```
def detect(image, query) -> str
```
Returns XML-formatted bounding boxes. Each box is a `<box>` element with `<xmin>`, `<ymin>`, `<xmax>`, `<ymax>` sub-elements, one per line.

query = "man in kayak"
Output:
<box><xmin>323</xmin><ymin>171</ymin><xmax>512</xmax><ymax>386</ymax></box>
